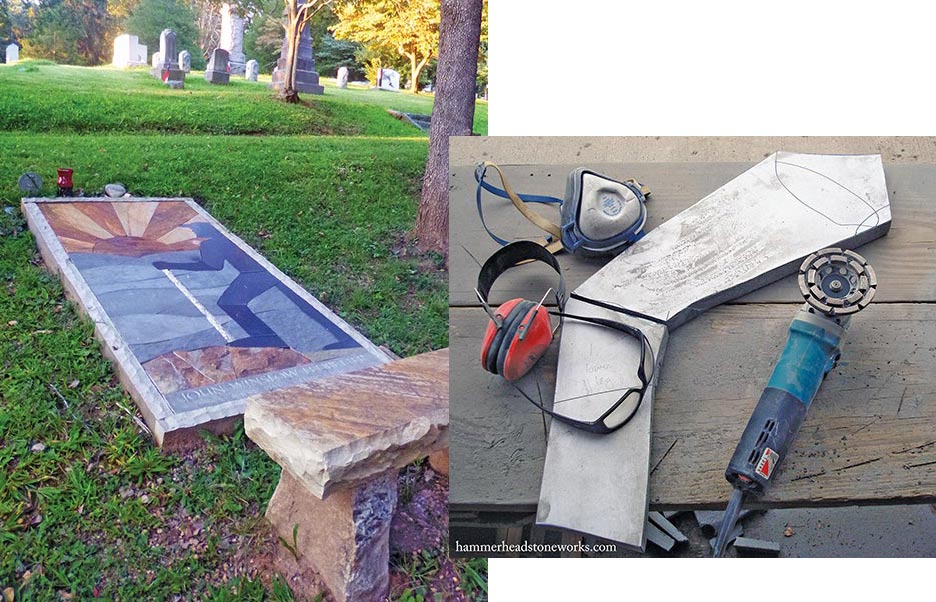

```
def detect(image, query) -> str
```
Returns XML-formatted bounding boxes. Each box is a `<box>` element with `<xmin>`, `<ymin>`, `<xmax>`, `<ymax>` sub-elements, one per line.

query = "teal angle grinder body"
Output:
<box><xmin>713</xmin><ymin>248</ymin><xmax>877</xmax><ymax>557</ymax></box>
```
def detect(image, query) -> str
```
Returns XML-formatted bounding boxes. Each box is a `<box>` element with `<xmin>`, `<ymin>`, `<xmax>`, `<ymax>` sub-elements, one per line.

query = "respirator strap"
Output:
<box><xmin>475</xmin><ymin>161</ymin><xmax>564</xmax><ymax>254</ymax></box>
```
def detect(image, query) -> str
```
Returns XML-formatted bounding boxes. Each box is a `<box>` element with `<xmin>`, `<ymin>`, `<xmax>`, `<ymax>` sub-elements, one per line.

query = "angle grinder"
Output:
<box><xmin>712</xmin><ymin>248</ymin><xmax>877</xmax><ymax>557</ymax></box>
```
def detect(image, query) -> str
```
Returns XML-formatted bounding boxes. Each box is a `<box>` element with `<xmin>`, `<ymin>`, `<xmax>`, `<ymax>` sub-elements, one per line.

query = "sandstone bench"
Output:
<box><xmin>244</xmin><ymin>349</ymin><xmax>449</xmax><ymax>602</ymax></box>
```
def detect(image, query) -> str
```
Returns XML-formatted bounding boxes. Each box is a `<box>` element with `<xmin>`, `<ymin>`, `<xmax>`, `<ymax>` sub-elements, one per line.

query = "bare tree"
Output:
<box><xmin>280</xmin><ymin>0</ymin><xmax>331</xmax><ymax>102</ymax></box>
<box><xmin>415</xmin><ymin>0</ymin><xmax>482</xmax><ymax>255</ymax></box>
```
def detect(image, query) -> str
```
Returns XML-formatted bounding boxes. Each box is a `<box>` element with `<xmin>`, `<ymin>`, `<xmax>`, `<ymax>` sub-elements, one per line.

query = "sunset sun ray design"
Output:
<box><xmin>40</xmin><ymin>201</ymin><xmax>208</xmax><ymax>257</ymax></box>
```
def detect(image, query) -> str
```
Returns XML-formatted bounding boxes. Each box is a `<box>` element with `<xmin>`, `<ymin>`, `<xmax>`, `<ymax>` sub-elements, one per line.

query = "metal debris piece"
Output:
<box><xmin>708</xmin><ymin>523</ymin><xmax>743</xmax><ymax>552</ymax></box>
<box><xmin>733</xmin><ymin>536</ymin><xmax>781</xmax><ymax>557</ymax></box>
<box><xmin>695</xmin><ymin>509</ymin><xmax>760</xmax><ymax>536</ymax></box>
<box><xmin>645</xmin><ymin>520</ymin><xmax>676</xmax><ymax>552</ymax></box>
<box><xmin>648</xmin><ymin>511</ymin><xmax>688</xmax><ymax>544</ymax></box>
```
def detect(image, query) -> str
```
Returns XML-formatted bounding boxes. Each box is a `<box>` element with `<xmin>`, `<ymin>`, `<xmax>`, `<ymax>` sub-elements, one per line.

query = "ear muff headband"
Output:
<box><xmin>476</xmin><ymin>240</ymin><xmax>566</xmax><ymax>309</ymax></box>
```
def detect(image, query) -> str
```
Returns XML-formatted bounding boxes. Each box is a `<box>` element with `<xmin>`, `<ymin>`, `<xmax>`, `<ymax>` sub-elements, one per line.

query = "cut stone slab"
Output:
<box><xmin>266</xmin><ymin>469</ymin><xmax>397</xmax><ymax>602</ymax></box>
<box><xmin>22</xmin><ymin>197</ymin><xmax>388</xmax><ymax>449</ymax></box>
<box><xmin>244</xmin><ymin>349</ymin><xmax>449</xmax><ymax>499</ymax></box>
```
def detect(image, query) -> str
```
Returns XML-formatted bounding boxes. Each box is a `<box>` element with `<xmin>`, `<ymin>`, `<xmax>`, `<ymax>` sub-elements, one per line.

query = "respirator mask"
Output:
<box><xmin>475</xmin><ymin>161</ymin><xmax>651</xmax><ymax>257</ymax></box>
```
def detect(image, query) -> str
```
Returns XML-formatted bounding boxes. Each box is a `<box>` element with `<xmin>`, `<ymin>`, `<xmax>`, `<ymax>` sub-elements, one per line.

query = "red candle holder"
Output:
<box><xmin>57</xmin><ymin>168</ymin><xmax>74</xmax><ymax>197</ymax></box>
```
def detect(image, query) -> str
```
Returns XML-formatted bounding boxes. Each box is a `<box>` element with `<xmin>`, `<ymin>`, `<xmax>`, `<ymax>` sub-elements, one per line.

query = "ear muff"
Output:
<box><xmin>476</xmin><ymin>241</ymin><xmax>566</xmax><ymax>382</ymax></box>
<box><xmin>498</xmin><ymin>302</ymin><xmax>553</xmax><ymax>381</ymax></box>
<box><xmin>481</xmin><ymin>298</ymin><xmax>529</xmax><ymax>373</ymax></box>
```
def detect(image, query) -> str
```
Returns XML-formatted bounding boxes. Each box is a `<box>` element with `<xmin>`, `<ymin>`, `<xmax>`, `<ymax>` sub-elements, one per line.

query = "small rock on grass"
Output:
<box><xmin>104</xmin><ymin>183</ymin><xmax>127</xmax><ymax>198</ymax></box>
<box><xmin>30</xmin><ymin>442</ymin><xmax>45</xmax><ymax>453</ymax></box>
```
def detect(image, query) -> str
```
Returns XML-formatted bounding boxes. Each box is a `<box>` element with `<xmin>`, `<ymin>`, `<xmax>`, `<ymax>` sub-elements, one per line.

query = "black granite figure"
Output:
<box><xmin>152</xmin><ymin>222</ymin><xmax>356</xmax><ymax>351</ymax></box>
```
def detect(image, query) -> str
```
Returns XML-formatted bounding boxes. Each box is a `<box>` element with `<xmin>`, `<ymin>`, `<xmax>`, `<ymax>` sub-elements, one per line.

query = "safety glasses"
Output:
<box><xmin>513</xmin><ymin>312</ymin><xmax>654</xmax><ymax>435</ymax></box>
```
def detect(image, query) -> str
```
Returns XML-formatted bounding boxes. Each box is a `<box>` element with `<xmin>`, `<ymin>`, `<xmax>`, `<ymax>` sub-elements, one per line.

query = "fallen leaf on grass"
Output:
<box><xmin>7</xmin><ymin>320</ymin><xmax>17</xmax><ymax>326</ymax></box>
<box><xmin>67</xmin><ymin>380</ymin><xmax>79</xmax><ymax>389</ymax></box>
<box><xmin>3</xmin><ymin>586</ymin><xmax>13</xmax><ymax>602</ymax></box>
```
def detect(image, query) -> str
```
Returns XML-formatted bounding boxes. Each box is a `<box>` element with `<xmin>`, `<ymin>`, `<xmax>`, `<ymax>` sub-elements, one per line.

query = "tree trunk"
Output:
<box><xmin>412</xmin><ymin>55</ymin><xmax>430</xmax><ymax>94</ymax></box>
<box><xmin>414</xmin><ymin>0</ymin><xmax>482</xmax><ymax>257</ymax></box>
<box><xmin>282</xmin><ymin>18</ymin><xmax>301</xmax><ymax>102</ymax></box>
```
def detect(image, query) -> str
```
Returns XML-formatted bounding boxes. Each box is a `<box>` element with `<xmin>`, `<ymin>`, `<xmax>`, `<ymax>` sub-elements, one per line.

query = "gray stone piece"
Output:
<box><xmin>732</xmin><ymin>536</ymin><xmax>781</xmax><ymax>557</ymax></box>
<box><xmin>245</xmin><ymin>59</ymin><xmax>259</xmax><ymax>81</ymax></box>
<box><xmin>104</xmin><ymin>183</ymin><xmax>126</xmax><ymax>198</ymax></box>
<box><xmin>179</xmin><ymin>50</ymin><xmax>191</xmax><ymax>73</ymax></box>
<box><xmin>205</xmin><ymin>48</ymin><xmax>230</xmax><ymax>84</ymax></box>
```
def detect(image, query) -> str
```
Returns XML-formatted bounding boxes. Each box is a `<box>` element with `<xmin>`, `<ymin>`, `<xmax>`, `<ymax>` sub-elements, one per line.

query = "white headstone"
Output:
<box><xmin>151</xmin><ymin>52</ymin><xmax>162</xmax><ymax>70</ymax></box>
<box><xmin>245</xmin><ymin>59</ymin><xmax>259</xmax><ymax>81</ymax></box>
<box><xmin>220</xmin><ymin>3</ymin><xmax>247</xmax><ymax>76</ymax></box>
<box><xmin>179</xmin><ymin>50</ymin><xmax>191</xmax><ymax>73</ymax></box>
<box><xmin>336</xmin><ymin>66</ymin><xmax>349</xmax><ymax>89</ymax></box>
<box><xmin>6</xmin><ymin>43</ymin><xmax>19</xmax><ymax>65</ymax></box>
<box><xmin>377</xmin><ymin>68</ymin><xmax>400</xmax><ymax>92</ymax></box>
<box><xmin>112</xmin><ymin>34</ymin><xmax>147</xmax><ymax>68</ymax></box>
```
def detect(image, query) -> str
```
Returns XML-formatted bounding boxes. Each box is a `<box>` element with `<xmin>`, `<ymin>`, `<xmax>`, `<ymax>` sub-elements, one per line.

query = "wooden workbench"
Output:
<box><xmin>449</xmin><ymin>159</ymin><xmax>936</xmax><ymax>524</ymax></box>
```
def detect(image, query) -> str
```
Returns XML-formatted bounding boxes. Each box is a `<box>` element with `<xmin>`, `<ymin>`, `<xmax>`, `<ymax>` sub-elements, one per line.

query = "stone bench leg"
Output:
<box><xmin>266</xmin><ymin>468</ymin><xmax>398</xmax><ymax>602</ymax></box>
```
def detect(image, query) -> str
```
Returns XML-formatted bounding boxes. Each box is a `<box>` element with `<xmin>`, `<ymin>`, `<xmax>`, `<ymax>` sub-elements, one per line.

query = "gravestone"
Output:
<box><xmin>377</xmin><ymin>68</ymin><xmax>400</xmax><ymax>92</ymax></box>
<box><xmin>245</xmin><ymin>59</ymin><xmax>259</xmax><ymax>81</ymax></box>
<box><xmin>5</xmin><ymin>43</ymin><xmax>18</xmax><ymax>64</ymax></box>
<box><xmin>204</xmin><ymin>48</ymin><xmax>230</xmax><ymax>84</ymax></box>
<box><xmin>151</xmin><ymin>52</ymin><xmax>161</xmax><ymax>70</ymax></box>
<box><xmin>336</xmin><ymin>66</ymin><xmax>348</xmax><ymax>89</ymax></box>
<box><xmin>22</xmin><ymin>197</ymin><xmax>388</xmax><ymax>448</ymax></box>
<box><xmin>112</xmin><ymin>34</ymin><xmax>147</xmax><ymax>68</ymax></box>
<box><xmin>179</xmin><ymin>50</ymin><xmax>191</xmax><ymax>73</ymax></box>
<box><xmin>270</xmin><ymin>1</ymin><xmax>324</xmax><ymax>95</ymax></box>
<box><xmin>220</xmin><ymin>3</ymin><xmax>247</xmax><ymax>76</ymax></box>
<box><xmin>152</xmin><ymin>29</ymin><xmax>184</xmax><ymax>86</ymax></box>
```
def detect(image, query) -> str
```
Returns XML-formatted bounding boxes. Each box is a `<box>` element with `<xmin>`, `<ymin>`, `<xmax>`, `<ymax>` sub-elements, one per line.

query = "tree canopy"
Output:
<box><xmin>331</xmin><ymin>0</ymin><xmax>439</xmax><ymax>93</ymax></box>
<box><xmin>125</xmin><ymin>0</ymin><xmax>198</xmax><ymax>60</ymax></box>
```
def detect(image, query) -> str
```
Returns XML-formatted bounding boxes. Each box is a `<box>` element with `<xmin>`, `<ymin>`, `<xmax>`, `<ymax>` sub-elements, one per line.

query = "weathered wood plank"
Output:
<box><xmin>450</xmin><ymin>305</ymin><xmax>936</xmax><ymax>511</ymax></box>
<box><xmin>245</xmin><ymin>349</ymin><xmax>449</xmax><ymax>499</ymax></box>
<box><xmin>449</xmin><ymin>163</ymin><xmax>936</xmax><ymax>306</ymax></box>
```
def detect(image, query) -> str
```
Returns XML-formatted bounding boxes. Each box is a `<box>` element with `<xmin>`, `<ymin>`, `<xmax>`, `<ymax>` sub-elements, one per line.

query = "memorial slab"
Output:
<box><xmin>22</xmin><ymin>197</ymin><xmax>389</xmax><ymax>448</ymax></box>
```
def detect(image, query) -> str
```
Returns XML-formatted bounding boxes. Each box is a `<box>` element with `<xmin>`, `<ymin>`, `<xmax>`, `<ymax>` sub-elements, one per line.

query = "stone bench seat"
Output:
<box><xmin>244</xmin><ymin>349</ymin><xmax>449</xmax><ymax>602</ymax></box>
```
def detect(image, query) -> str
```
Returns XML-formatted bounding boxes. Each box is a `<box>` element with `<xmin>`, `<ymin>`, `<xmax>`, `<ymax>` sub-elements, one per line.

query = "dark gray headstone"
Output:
<box><xmin>204</xmin><ymin>48</ymin><xmax>230</xmax><ymax>85</ymax></box>
<box><xmin>159</xmin><ymin>29</ymin><xmax>176</xmax><ymax>64</ymax></box>
<box><xmin>152</xmin><ymin>29</ymin><xmax>184</xmax><ymax>85</ymax></box>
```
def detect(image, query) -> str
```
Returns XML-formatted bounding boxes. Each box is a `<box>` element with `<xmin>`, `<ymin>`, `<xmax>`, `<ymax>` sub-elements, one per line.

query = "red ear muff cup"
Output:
<box><xmin>482</xmin><ymin>300</ymin><xmax>533</xmax><ymax>373</ymax></box>
<box><xmin>500</xmin><ymin>307</ymin><xmax>553</xmax><ymax>381</ymax></box>
<box><xmin>480</xmin><ymin>298</ymin><xmax>526</xmax><ymax>373</ymax></box>
<box><xmin>479</xmin><ymin>299</ymin><xmax>553</xmax><ymax>381</ymax></box>
<box><xmin>494</xmin><ymin>300</ymin><xmax>537</xmax><ymax>376</ymax></box>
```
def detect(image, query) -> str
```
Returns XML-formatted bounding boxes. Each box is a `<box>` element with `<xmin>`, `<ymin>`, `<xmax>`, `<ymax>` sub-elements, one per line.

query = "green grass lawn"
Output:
<box><xmin>0</xmin><ymin>62</ymin><xmax>488</xmax><ymax>136</ymax></box>
<box><xmin>0</xmin><ymin>61</ymin><xmax>484</xmax><ymax>600</ymax></box>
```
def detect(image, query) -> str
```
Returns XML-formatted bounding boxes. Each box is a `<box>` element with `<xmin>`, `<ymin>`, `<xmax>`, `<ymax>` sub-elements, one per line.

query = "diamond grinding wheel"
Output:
<box><xmin>798</xmin><ymin>248</ymin><xmax>877</xmax><ymax>316</ymax></box>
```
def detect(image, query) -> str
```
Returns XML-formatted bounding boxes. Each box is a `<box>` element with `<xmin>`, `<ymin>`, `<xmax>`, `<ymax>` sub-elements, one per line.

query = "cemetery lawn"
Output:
<box><xmin>0</xmin><ymin>61</ymin><xmax>488</xmax><ymax>136</ymax></box>
<box><xmin>0</xmin><ymin>62</ymin><xmax>485</xmax><ymax>600</ymax></box>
